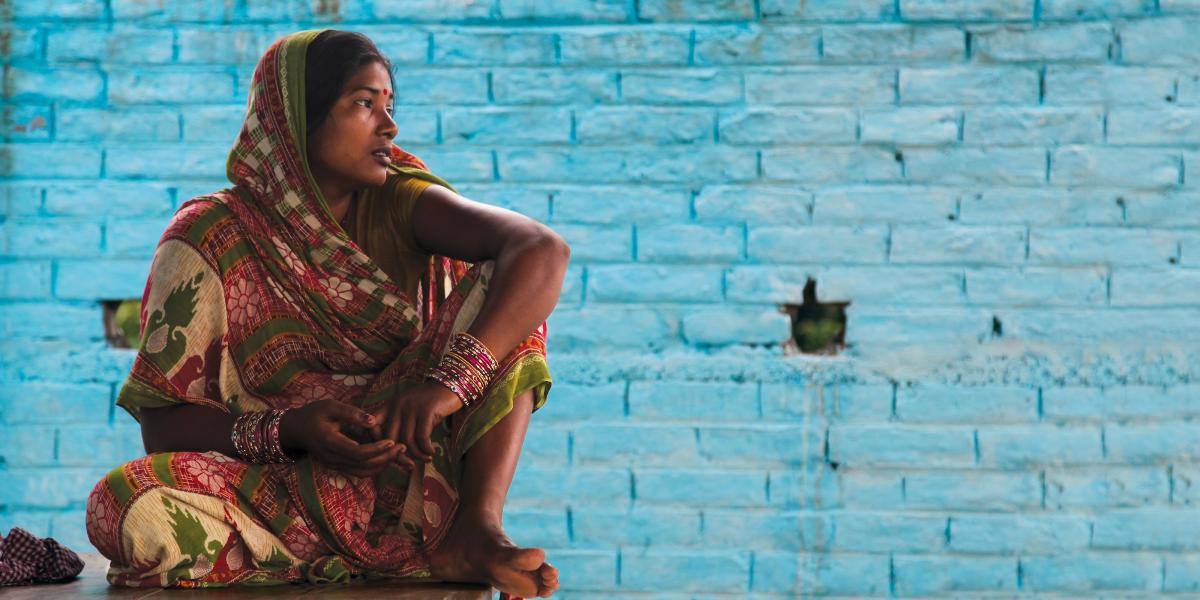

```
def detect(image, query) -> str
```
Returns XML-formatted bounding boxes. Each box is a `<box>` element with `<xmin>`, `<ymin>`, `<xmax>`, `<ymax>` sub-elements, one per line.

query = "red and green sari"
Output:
<box><xmin>84</xmin><ymin>29</ymin><xmax>551</xmax><ymax>589</ymax></box>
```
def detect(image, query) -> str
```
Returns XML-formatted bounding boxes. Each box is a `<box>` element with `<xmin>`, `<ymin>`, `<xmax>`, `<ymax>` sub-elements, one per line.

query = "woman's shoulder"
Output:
<box><xmin>157</xmin><ymin>191</ymin><xmax>243</xmax><ymax>261</ymax></box>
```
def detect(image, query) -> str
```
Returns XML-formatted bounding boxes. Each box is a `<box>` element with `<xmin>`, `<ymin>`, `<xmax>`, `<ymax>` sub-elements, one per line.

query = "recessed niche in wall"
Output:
<box><xmin>101</xmin><ymin>300</ymin><xmax>142</xmax><ymax>349</ymax></box>
<box><xmin>781</xmin><ymin>278</ymin><xmax>848</xmax><ymax>356</ymax></box>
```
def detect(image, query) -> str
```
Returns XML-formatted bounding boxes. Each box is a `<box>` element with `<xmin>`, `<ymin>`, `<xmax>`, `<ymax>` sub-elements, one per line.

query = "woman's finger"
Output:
<box><xmin>400</xmin><ymin>417</ymin><xmax>424</xmax><ymax>461</ymax></box>
<box><xmin>324</xmin><ymin>430</ymin><xmax>395</xmax><ymax>462</ymax></box>
<box><xmin>416</xmin><ymin>413</ymin><xmax>437</xmax><ymax>459</ymax></box>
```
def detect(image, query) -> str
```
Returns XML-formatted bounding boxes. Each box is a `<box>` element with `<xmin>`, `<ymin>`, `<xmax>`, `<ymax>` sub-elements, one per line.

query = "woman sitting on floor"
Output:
<box><xmin>85</xmin><ymin>29</ymin><xmax>568</xmax><ymax>599</ymax></box>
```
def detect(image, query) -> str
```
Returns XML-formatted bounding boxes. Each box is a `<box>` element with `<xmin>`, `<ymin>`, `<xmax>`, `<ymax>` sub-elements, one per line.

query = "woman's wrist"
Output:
<box><xmin>278</xmin><ymin>408</ymin><xmax>304</xmax><ymax>452</ymax></box>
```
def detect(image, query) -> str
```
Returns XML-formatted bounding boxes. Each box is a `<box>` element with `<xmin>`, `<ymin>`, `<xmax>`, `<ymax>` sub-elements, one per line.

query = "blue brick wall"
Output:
<box><xmin>3</xmin><ymin>1</ymin><xmax>1200</xmax><ymax>596</ymax></box>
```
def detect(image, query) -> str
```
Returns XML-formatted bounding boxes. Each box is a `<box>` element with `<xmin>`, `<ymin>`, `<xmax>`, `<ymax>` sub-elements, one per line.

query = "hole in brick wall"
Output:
<box><xmin>780</xmin><ymin>278</ymin><xmax>848</xmax><ymax>356</ymax></box>
<box><xmin>102</xmin><ymin>299</ymin><xmax>142</xmax><ymax>349</ymax></box>
<box><xmin>991</xmin><ymin>315</ymin><xmax>1003</xmax><ymax>338</ymax></box>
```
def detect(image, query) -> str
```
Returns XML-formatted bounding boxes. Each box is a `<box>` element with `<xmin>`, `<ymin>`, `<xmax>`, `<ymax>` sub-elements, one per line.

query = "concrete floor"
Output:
<box><xmin>0</xmin><ymin>554</ymin><xmax>493</xmax><ymax>599</ymax></box>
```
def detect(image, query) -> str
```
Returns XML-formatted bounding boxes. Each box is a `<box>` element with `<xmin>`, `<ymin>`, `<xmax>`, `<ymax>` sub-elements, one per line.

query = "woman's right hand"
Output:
<box><xmin>279</xmin><ymin>400</ymin><xmax>404</xmax><ymax>478</ymax></box>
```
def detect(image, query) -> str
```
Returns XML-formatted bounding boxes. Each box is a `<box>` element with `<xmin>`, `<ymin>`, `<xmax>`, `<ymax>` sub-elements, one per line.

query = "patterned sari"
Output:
<box><xmin>84</xmin><ymin>29</ymin><xmax>551</xmax><ymax>588</ymax></box>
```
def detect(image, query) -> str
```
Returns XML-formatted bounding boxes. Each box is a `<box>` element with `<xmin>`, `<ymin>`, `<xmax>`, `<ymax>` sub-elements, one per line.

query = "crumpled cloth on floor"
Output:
<box><xmin>0</xmin><ymin>527</ymin><xmax>85</xmax><ymax>586</ymax></box>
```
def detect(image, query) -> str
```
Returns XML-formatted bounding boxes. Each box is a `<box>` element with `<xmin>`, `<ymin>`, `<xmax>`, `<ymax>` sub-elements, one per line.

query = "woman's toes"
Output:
<box><xmin>509</xmin><ymin>546</ymin><xmax>546</xmax><ymax>571</ymax></box>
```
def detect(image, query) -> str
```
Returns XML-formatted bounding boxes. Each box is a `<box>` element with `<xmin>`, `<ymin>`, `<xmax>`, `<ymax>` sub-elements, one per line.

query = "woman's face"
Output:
<box><xmin>307</xmin><ymin>61</ymin><xmax>398</xmax><ymax>195</ymax></box>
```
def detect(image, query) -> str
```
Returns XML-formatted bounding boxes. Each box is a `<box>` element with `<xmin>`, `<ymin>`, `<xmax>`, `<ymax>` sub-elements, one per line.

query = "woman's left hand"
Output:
<box><xmin>369</xmin><ymin>381</ymin><xmax>464</xmax><ymax>467</ymax></box>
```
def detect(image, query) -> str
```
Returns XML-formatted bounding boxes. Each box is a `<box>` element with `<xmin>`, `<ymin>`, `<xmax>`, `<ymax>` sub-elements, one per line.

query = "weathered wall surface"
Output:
<box><xmin>3</xmin><ymin>0</ymin><xmax>1200</xmax><ymax>596</ymax></box>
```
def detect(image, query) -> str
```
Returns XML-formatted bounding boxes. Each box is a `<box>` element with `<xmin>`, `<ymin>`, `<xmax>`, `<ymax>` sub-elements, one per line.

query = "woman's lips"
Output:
<box><xmin>372</xmin><ymin>151</ymin><xmax>392</xmax><ymax>166</ymax></box>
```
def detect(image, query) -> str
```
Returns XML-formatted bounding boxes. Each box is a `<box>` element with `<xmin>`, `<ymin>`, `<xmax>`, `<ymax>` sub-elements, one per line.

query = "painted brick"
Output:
<box><xmin>106</xmin><ymin>144</ymin><xmax>229</xmax><ymax>179</ymax></box>
<box><xmin>1109</xmin><ymin>108</ymin><xmax>1200</xmax><ymax>144</ymax></box>
<box><xmin>573</xmin><ymin>425</ymin><xmax>699</xmax><ymax>466</ymax></box>
<box><xmin>965</xmin><ymin>267</ymin><xmax>1107</xmax><ymax>306</ymax></box>
<box><xmin>762</xmin><ymin>147</ymin><xmax>902</xmax><ymax>183</ymax></box>
<box><xmin>747</xmin><ymin>225</ymin><xmax>888</xmax><ymax>263</ymax></box>
<box><xmin>861</xmin><ymin>108</ymin><xmax>959</xmax><ymax>145</ymax></box>
<box><xmin>903</xmin><ymin>148</ymin><xmax>1046</xmax><ymax>184</ymax></box>
<box><xmin>768</xmin><ymin>467</ymin><xmax>841</xmax><ymax>509</ymax></box>
<box><xmin>2</xmin><ymin>221</ymin><xmax>102</xmax><ymax>258</ymax></box>
<box><xmin>432</xmin><ymin>31</ymin><xmax>555</xmax><ymax>66</ymax></box>
<box><xmin>573</xmin><ymin>508</ymin><xmax>701</xmax><ymax>547</ymax></box>
<box><xmin>1092</xmin><ymin>510</ymin><xmax>1200</xmax><ymax>550</ymax></box>
<box><xmin>963</xmin><ymin>107</ymin><xmax>1103</xmax><ymax>145</ymax></box>
<box><xmin>1</xmin><ymin>144</ymin><xmax>103</xmax><ymax>179</ymax></box>
<box><xmin>693</xmin><ymin>25</ymin><xmax>821</xmax><ymax>65</ymax></box>
<box><xmin>55</xmin><ymin>259</ymin><xmax>151</xmax><ymax>300</ymax></box>
<box><xmin>499</xmin><ymin>0</ymin><xmax>628</xmax><ymax>20</ymax></box>
<box><xmin>680</xmin><ymin>306</ymin><xmax>791</xmax><ymax>346</ymax></box>
<box><xmin>1041</xmin><ymin>0</ymin><xmax>1154</xmax><ymax>18</ymax></box>
<box><xmin>900</xmin><ymin>67</ymin><xmax>1039</xmax><ymax>104</ymax></box>
<box><xmin>508</xmin><ymin>466</ymin><xmax>630</xmax><ymax>508</ymax></box>
<box><xmin>698</xmin><ymin>425</ymin><xmax>824</xmax><ymax>466</ymax></box>
<box><xmin>628</xmin><ymin>381</ymin><xmax>757</xmax><ymax>420</ymax></box>
<box><xmin>46</xmin><ymin>27</ymin><xmax>173</xmax><ymax>63</ymax></box>
<box><xmin>818</xmin><ymin>266</ymin><xmax>964</xmax><ymax>305</ymax></box>
<box><xmin>621</xmin><ymin>69</ymin><xmax>743</xmax><ymax>105</ymax></box>
<box><xmin>1165</xmin><ymin>555</ymin><xmax>1200</xmax><ymax>592</ymax></box>
<box><xmin>1114</xmin><ymin>269</ymin><xmax>1200</xmax><ymax>306</ymax></box>
<box><xmin>949</xmin><ymin>514</ymin><xmax>1090</xmax><ymax>553</ymax></box>
<box><xmin>832</xmin><ymin>513</ymin><xmax>948</xmax><ymax>552</ymax></box>
<box><xmin>587</xmin><ymin>265</ymin><xmax>722</xmax><ymax>303</ymax></box>
<box><xmin>0</xmin><ymin>262</ymin><xmax>53</xmax><ymax>299</ymax></box>
<box><xmin>442</xmin><ymin>108</ymin><xmax>571</xmax><ymax>144</ymax></box>
<box><xmin>1106</xmin><ymin>423</ymin><xmax>1200</xmax><ymax>463</ymax></box>
<box><xmin>637</xmin><ymin>0</ymin><xmax>755</xmax><ymax>21</ymax></box>
<box><xmin>57</xmin><ymin>107</ymin><xmax>179</xmax><ymax>142</ymax></box>
<box><xmin>4</xmin><ymin>66</ymin><xmax>104</xmax><ymax>103</ymax></box>
<box><xmin>896</xmin><ymin>384</ymin><xmax>1037</xmax><ymax>423</ymax></box>
<box><xmin>894</xmin><ymin>556</ymin><xmax>1018</xmax><ymax>595</ymax></box>
<box><xmin>181</xmin><ymin>105</ymin><xmax>249</xmax><ymax>143</ymax></box>
<box><xmin>823</xmin><ymin>25</ymin><xmax>965</xmax><ymax>63</ymax></box>
<box><xmin>619</xmin><ymin>549</ymin><xmax>750</xmax><ymax>593</ymax></box>
<box><xmin>544</xmin><ymin>549</ymin><xmax>617</xmax><ymax>590</ymax></box>
<box><xmin>752</xmin><ymin>552</ymin><xmax>889</xmax><ymax>595</ymax></box>
<box><xmin>635</xmin><ymin>469</ymin><xmax>767</xmax><ymax>506</ymax></box>
<box><xmin>1044</xmin><ymin>65</ymin><xmax>1176</xmax><ymax>105</ymax></box>
<box><xmin>761</xmin><ymin>0</ymin><xmax>897</xmax><ymax>20</ymax></box>
<box><xmin>1051</xmin><ymin>146</ymin><xmax>1180</xmax><ymax>187</ymax></box>
<box><xmin>958</xmin><ymin>187</ymin><xmax>1123</xmax><ymax>226</ymax></box>
<box><xmin>560</xmin><ymin>28</ymin><xmax>688</xmax><ymax>65</ymax></box>
<box><xmin>108</xmin><ymin>70</ymin><xmax>237</xmax><ymax>104</ymax></box>
<box><xmin>719</xmin><ymin>108</ymin><xmax>856</xmax><ymax>144</ymax></box>
<box><xmin>694</xmin><ymin>186</ymin><xmax>811</xmax><ymax>224</ymax></box>
<box><xmin>548</xmin><ymin>225</ymin><xmax>631</xmax><ymax>263</ymax></box>
<box><xmin>546</xmin><ymin>307</ymin><xmax>680</xmax><ymax>351</ymax></box>
<box><xmin>637</xmin><ymin>224</ymin><xmax>742</xmax><ymax>262</ymax></box>
<box><xmin>552</xmin><ymin>187</ymin><xmax>689</xmax><ymax>224</ymax></box>
<box><xmin>977</xmin><ymin>425</ymin><xmax>1103</xmax><ymax>466</ymax></box>
<box><xmin>904</xmin><ymin>471</ymin><xmax>1042</xmax><ymax>510</ymax></box>
<box><xmin>493</xmin><ymin>69</ymin><xmax>616</xmax><ymax>105</ymax></box>
<box><xmin>1120</xmin><ymin>17</ymin><xmax>1200</xmax><ymax>65</ymax></box>
<box><xmin>900</xmin><ymin>0</ymin><xmax>1034</xmax><ymax>20</ymax></box>
<box><xmin>745</xmin><ymin>67</ymin><xmax>896</xmax><ymax>105</ymax></box>
<box><xmin>831</xmin><ymin>425</ymin><xmax>975</xmax><ymax>467</ymax></box>
<box><xmin>1045</xmin><ymin>466</ymin><xmax>1169</xmax><ymax>508</ymax></box>
<box><xmin>575</xmin><ymin>107</ymin><xmax>711</xmax><ymax>145</ymax></box>
<box><xmin>704</xmin><ymin>510</ymin><xmax>832</xmax><ymax>551</ymax></box>
<box><xmin>971</xmin><ymin>23</ymin><xmax>1113</xmax><ymax>62</ymax></box>
<box><xmin>890</xmin><ymin>225</ymin><xmax>1027</xmax><ymax>264</ymax></box>
<box><xmin>1029</xmin><ymin>228</ymin><xmax>1181</xmax><ymax>267</ymax></box>
<box><xmin>500</xmin><ymin>147</ymin><xmax>757</xmax><ymax>183</ymax></box>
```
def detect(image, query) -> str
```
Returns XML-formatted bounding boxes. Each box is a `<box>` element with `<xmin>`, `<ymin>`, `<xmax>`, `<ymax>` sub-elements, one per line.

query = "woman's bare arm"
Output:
<box><xmin>410</xmin><ymin>184</ymin><xmax>571</xmax><ymax>358</ymax></box>
<box><xmin>140</xmin><ymin>404</ymin><xmax>237</xmax><ymax>455</ymax></box>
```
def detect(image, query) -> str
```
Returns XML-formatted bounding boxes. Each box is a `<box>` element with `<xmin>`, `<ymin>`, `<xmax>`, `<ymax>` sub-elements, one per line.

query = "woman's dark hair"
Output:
<box><xmin>305</xmin><ymin>30</ymin><xmax>395</xmax><ymax>135</ymax></box>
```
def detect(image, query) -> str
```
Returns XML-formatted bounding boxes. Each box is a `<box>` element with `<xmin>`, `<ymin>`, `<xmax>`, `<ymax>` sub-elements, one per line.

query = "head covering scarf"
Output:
<box><xmin>87</xmin><ymin>29</ymin><xmax>551</xmax><ymax>586</ymax></box>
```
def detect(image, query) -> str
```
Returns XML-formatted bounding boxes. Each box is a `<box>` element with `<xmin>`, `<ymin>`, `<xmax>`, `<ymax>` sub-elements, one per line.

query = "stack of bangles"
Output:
<box><xmin>231</xmin><ymin>409</ymin><xmax>293</xmax><ymax>463</ymax></box>
<box><xmin>425</xmin><ymin>332</ymin><xmax>500</xmax><ymax>408</ymax></box>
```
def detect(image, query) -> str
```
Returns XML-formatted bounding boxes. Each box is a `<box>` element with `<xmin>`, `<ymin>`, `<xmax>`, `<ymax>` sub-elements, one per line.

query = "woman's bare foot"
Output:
<box><xmin>429</xmin><ymin>513</ymin><xmax>559</xmax><ymax>598</ymax></box>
